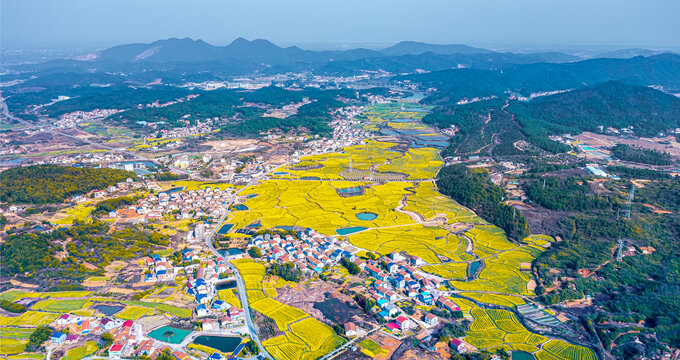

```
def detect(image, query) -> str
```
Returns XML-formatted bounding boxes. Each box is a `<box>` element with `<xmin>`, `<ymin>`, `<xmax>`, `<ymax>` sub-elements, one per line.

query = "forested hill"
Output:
<box><xmin>400</xmin><ymin>53</ymin><xmax>680</xmax><ymax>103</ymax></box>
<box><xmin>0</xmin><ymin>165</ymin><xmax>135</xmax><ymax>204</ymax></box>
<box><xmin>512</xmin><ymin>81</ymin><xmax>680</xmax><ymax>136</ymax></box>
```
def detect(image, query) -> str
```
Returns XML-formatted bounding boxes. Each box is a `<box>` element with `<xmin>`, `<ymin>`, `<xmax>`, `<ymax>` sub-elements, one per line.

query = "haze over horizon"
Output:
<box><xmin>2</xmin><ymin>0</ymin><xmax>680</xmax><ymax>52</ymax></box>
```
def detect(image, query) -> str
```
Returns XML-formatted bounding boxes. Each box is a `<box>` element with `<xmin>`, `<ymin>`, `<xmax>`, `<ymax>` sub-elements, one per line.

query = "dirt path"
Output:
<box><xmin>395</xmin><ymin>195</ymin><xmax>426</xmax><ymax>223</ymax></box>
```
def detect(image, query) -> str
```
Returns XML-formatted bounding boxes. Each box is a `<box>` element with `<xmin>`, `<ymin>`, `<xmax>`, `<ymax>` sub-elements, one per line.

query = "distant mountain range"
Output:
<box><xmin>81</xmin><ymin>37</ymin><xmax>584</xmax><ymax>68</ymax></box>
<box><xmin>4</xmin><ymin>37</ymin><xmax>680</xmax><ymax>112</ymax></box>
<box><xmin>13</xmin><ymin>37</ymin><xmax>585</xmax><ymax>75</ymax></box>
<box><xmin>12</xmin><ymin>37</ymin><xmax>679</xmax><ymax>80</ymax></box>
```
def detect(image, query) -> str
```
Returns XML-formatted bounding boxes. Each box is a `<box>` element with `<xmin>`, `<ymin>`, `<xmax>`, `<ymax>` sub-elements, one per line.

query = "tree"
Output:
<box><xmin>26</xmin><ymin>326</ymin><xmax>52</xmax><ymax>352</ymax></box>
<box><xmin>245</xmin><ymin>339</ymin><xmax>259</xmax><ymax>355</ymax></box>
<box><xmin>0</xmin><ymin>300</ymin><xmax>27</xmax><ymax>313</ymax></box>
<box><xmin>340</xmin><ymin>258</ymin><xmax>360</xmax><ymax>275</ymax></box>
<box><xmin>248</xmin><ymin>246</ymin><xmax>262</xmax><ymax>258</ymax></box>
<box><xmin>155</xmin><ymin>349</ymin><xmax>174</xmax><ymax>360</ymax></box>
<box><xmin>100</xmin><ymin>332</ymin><xmax>114</xmax><ymax>349</ymax></box>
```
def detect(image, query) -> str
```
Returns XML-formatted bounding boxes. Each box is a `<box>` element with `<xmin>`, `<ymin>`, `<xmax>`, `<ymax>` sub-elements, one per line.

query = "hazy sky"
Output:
<box><xmin>2</xmin><ymin>0</ymin><xmax>680</xmax><ymax>51</ymax></box>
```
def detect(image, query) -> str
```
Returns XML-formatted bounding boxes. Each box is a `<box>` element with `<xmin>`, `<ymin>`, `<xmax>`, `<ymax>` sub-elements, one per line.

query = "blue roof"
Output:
<box><xmin>379</xmin><ymin>310</ymin><xmax>390</xmax><ymax>318</ymax></box>
<box><xmin>208</xmin><ymin>353</ymin><xmax>224</xmax><ymax>360</ymax></box>
<box><xmin>51</xmin><ymin>333</ymin><xmax>65</xmax><ymax>339</ymax></box>
<box><xmin>196</xmin><ymin>278</ymin><xmax>207</xmax><ymax>286</ymax></box>
<box><xmin>197</xmin><ymin>304</ymin><xmax>207</xmax><ymax>310</ymax></box>
<box><xmin>156</xmin><ymin>270</ymin><xmax>166</xmax><ymax>275</ymax></box>
<box><xmin>182</xmin><ymin>248</ymin><xmax>193</xmax><ymax>254</ymax></box>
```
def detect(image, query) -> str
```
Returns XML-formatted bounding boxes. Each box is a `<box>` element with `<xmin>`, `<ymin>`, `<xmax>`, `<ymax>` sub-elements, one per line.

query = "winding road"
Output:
<box><xmin>204</xmin><ymin>180</ymin><xmax>274</xmax><ymax>359</ymax></box>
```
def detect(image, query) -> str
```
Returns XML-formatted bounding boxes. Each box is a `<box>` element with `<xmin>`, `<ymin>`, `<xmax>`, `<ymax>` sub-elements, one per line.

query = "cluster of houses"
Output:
<box><xmin>43</xmin><ymin>152</ymin><xmax>129</xmax><ymax>166</ymax></box>
<box><xmin>121</xmin><ymin>185</ymin><xmax>234</xmax><ymax>221</ymax></box>
<box><xmin>50</xmin><ymin>315</ymin><xmax>159</xmax><ymax>359</ymax></box>
<box><xmin>359</xmin><ymin>251</ymin><xmax>456</xmax><ymax>328</ymax></box>
<box><xmin>55</xmin><ymin>108</ymin><xmax>122</xmax><ymax>129</ymax></box>
<box><xmin>138</xmin><ymin>249</ymin><xmax>230</xmax><ymax>288</ymax></box>
<box><xmin>284</xmin><ymin>107</ymin><xmax>370</xmax><ymax>160</ymax></box>
<box><xmin>249</xmin><ymin>230</ymin><xmax>461</xmax><ymax>335</ymax></box>
<box><xmin>248</xmin><ymin>230</ymin><xmax>360</xmax><ymax>273</ymax></box>
<box><xmin>197</xmin><ymin>306</ymin><xmax>245</xmax><ymax>332</ymax></box>
<box><xmin>157</xmin><ymin>117</ymin><xmax>214</xmax><ymax>141</ymax></box>
<box><xmin>70</xmin><ymin>177</ymin><xmax>138</xmax><ymax>203</ymax></box>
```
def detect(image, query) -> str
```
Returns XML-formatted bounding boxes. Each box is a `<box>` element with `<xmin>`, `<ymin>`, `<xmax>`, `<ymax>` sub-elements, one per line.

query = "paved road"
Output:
<box><xmin>204</xmin><ymin>183</ymin><xmax>274</xmax><ymax>360</ymax></box>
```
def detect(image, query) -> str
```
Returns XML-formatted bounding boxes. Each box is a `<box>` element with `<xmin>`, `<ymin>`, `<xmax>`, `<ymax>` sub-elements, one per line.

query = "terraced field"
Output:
<box><xmin>115</xmin><ymin>305</ymin><xmax>156</xmax><ymax>320</ymax></box>
<box><xmin>351</xmin><ymin>224</ymin><xmax>472</xmax><ymax>264</ymax></box>
<box><xmin>375</xmin><ymin>147</ymin><xmax>442</xmax><ymax>180</ymax></box>
<box><xmin>31</xmin><ymin>299</ymin><xmax>88</xmax><ymax>312</ymax></box>
<box><xmin>0</xmin><ymin>338</ymin><xmax>28</xmax><ymax>355</ymax></box>
<box><xmin>228</xmin><ymin>180</ymin><xmax>413</xmax><ymax>235</ymax></box>
<box><xmin>535</xmin><ymin>340</ymin><xmax>597</xmax><ymax>360</ymax></box>
<box><xmin>458</xmin><ymin>292</ymin><xmax>526</xmax><ymax>307</ymax></box>
<box><xmin>273</xmin><ymin>141</ymin><xmax>402</xmax><ymax>180</ymax></box>
<box><xmin>461</xmin><ymin>305</ymin><xmax>595</xmax><ymax>359</ymax></box>
<box><xmin>61</xmin><ymin>341</ymin><xmax>99</xmax><ymax>360</ymax></box>
<box><xmin>232</xmin><ymin>259</ymin><xmax>345</xmax><ymax>360</ymax></box>
<box><xmin>0</xmin><ymin>326</ymin><xmax>34</xmax><ymax>356</ymax></box>
<box><xmin>217</xmin><ymin>288</ymin><xmax>241</xmax><ymax>308</ymax></box>
<box><xmin>404</xmin><ymin>181</ymin><xmax>483</xmax><ymax>224</ymax></box>
<box><xmin>465</xmin><ymin>307</ymin><xmax>549</xmax><ymax>353</ymax></box>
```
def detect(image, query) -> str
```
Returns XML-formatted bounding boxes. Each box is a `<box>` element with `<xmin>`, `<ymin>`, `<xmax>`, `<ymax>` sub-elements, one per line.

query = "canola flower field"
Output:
<box><xmin>231</xmin><ymin>259</ymin><xmax>345</xmax><ymax>360</ymax></box>
<box><xmin>225</xmin><ymin>103</ymin><xmax>596</xmax><ymax>358</ymax></box>
<box><xmin>462</xmin><ymin>305</ymin><xmax>596</xmax><ymax>358</ymax></box>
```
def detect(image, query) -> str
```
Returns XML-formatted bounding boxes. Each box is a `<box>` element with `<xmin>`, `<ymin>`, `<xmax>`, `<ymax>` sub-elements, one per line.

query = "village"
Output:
<box><xmin>245</xmin><ymin>229</ymin><xmax>475</xmax><ymax>353</ymax></box>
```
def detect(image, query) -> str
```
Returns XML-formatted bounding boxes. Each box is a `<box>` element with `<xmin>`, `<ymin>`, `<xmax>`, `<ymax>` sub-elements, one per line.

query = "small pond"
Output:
<box><xmin>193</xmin><ymin>335</ymin><xmax>242</xmax><ymax>353</ymax></box>
<box><xmin>511</xmin><ymin>351</ymin><xmax>535</xmax><ymax>360</ymax></box>
<box><xmin>336</xmin><ymin>226</ymin><xmax>367</xmax><ymax>236</ymax></box>
<box><xmin>232</xmin><ymin>204</ymin><xmax>248</xmax><ymax>211</ymax></box>
<box><xmin>468</xmin><ymin>261</ymin><xmax>482</xmax><ymax>278</ymax></box>
<box><xmin>246</xmin><ymin>194</ymin><xmax>258</xmax><ymax>199</ymax></box>
<box><xmin>275</xmin><ymin>226</ymin><xmax>296</xmax><ymax>231</ymax></box>
<box><xmin>216</xmin><ymin>280</ymin><xmax>237</xmax><ymax>290</ymax></box>
<box><xmin>356</xmin><ymin>212</ymin><xmax>377</xmax><ymax>221</ymax></box>
<box><xmin>94</xmin><ymin>304</ymin><xmax>125</xmax><ymax>316</ymax></box>
<box><xmin>273</xmin><ymin>171</ymin><xmax>289</xmax><ymax>175</ymax></box>
<box><xmin>219</xmin><ymin>248</ymin><xmax>244</xmax><ymax>256</ymax></box>
<box><xmin>338</xmin><ymin>186</ymin><xmax>363</xmax><ymax>196</ymax></box>
<box><xmin>217</xmin><ymin>224</ymin><xmax>234</xmax><ymax>234</ymax></box>
<box><xmin>148</xmin><ymin>326</ymin><xmax>193</xmax><ymax>344</ymax></box>
<box><xmin>160</xmin><ymin>187</ymin><xmax>184</xmax><ymax>195</ymax></box>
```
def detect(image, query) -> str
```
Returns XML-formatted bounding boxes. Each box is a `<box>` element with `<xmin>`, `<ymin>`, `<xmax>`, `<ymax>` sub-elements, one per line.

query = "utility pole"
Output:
<box><xmin>616</xmin><ymin>184</ymin><xmax>635</xmax><ymax>262</ymax></box>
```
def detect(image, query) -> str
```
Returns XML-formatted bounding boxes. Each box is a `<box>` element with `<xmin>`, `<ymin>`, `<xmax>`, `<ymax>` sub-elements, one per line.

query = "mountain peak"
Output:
<box><xmin>381</xmin><ymin>41</ymin><xmax>492</xmax><ymax>56</ymax></box>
